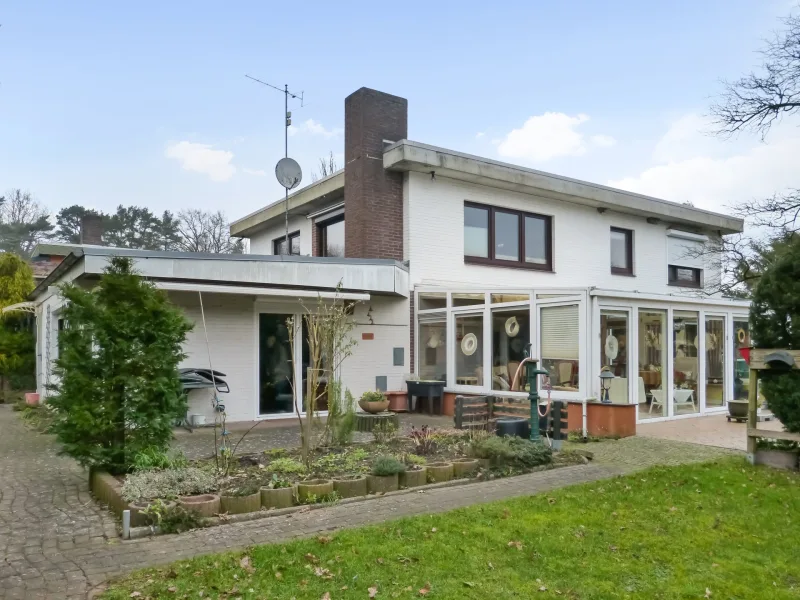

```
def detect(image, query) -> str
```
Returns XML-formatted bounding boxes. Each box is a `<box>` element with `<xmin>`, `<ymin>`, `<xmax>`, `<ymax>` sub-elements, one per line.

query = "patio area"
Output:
<box><xmin>637</xmin><ymin>412</ymin><xmax>785</xmax><ymax>451</ymax></box>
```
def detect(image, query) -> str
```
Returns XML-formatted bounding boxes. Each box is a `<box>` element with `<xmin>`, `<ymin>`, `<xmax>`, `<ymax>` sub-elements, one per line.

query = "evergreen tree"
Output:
<box><xmin>750</xmin><ymin>240</ymin><xmax>800</xmax><ymax>433</ymax></box>
<box><xmin>0</xmin><ymin>254</ymin><xmax>36</xmax><ymax>397</ymax></box>
<box><xmin>49</xmin><ymin>257</ymin><xmax>192</xmax><ymax>472</ymax></box>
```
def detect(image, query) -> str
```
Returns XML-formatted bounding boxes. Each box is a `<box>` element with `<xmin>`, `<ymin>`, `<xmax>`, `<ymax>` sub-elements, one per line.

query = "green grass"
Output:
<box><xmin>102</xmin><ymin>458</ymin><xmax>800</xmax><ymax>599</ymax></box>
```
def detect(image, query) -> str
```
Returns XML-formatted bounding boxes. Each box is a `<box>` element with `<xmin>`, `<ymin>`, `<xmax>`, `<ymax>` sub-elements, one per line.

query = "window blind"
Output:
<box><xmin>540</xmin><ymin>305</ymin><xmax>579</xmax><ymax>360</ymax></box>
<box><xmin>667</xmin><ymin>236</ymin><xmax>704</xmax><ymax>269</ymax></box>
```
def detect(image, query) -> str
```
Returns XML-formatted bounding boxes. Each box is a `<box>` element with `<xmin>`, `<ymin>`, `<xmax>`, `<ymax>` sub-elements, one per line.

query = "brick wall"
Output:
<box><xmin>344</xmin><ymin>87</ymin><xmax>407</xmax><ymax>261</ymax></box>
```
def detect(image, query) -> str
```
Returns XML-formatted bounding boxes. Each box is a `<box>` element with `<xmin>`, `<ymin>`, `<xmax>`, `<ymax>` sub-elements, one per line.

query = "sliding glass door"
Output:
<box><xmin>705</xmin><ymin>316</ymin><xmax>726</xmax><ymax>410</ymax></box>
<box><xmin>258</xmin><ymin>313</ymin><xmax>295</xmax><ymax>416</ymax></box>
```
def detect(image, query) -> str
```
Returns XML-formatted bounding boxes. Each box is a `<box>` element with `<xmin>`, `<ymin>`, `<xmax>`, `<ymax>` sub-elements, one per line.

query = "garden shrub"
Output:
<box><xmin>750</xmin><ymin>240</ymin><xmax>800</xmax><ymax>433</ymax></box>
<box><xmin>472</xmin><ymin>435</ymin><xmax>552</xmax><ymax>468</ymax></box>
<box><xmin>268</xmin><ymin>457</ymin><xmax>307</xmax><ymax>475</ymax></box>
<box><xmin>372</xmin><ymin>421</ymin><xmax>398</xmax><ymax>444</ymax></box>
<box><xmin>405</xmin><ymin>453</ymin><xmax>427</xmax><ymax>467</ymax></box>
<box><xmin>371</xmin><ymin>456</ymin><xmax>405</xmax><ymax>476</ymax></box>
<box><xmin>221</xmin><ymin>481</ymin><xmax>261</xmax><ymax>497</ymax></box>
<box><xmin>360</xmin><ymin>390</ymin><xmax>386</xmax><ymax>403</ymax></box>
<box><xmin>132</xmin><ymin>448</ymin><xmax>189</xmax><ymax>472</ymax></box>
<box><xmin>122</xmin><ymin>467</ymin><xmax>217</xmax><ymax>502</ymax></box>
<box><xmin>48</xmin><ymin>257</ymin><xmax>192</xmax><ymax>474</ymax></box>
<box><xmin>140</xmin><ymin>500</ymin><xmax>206</xmax><ymax>533</ymax></box>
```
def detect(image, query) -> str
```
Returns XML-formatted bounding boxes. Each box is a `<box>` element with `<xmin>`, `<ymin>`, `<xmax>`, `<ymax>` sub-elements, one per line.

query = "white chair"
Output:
<box><xmin>674</xmin><ymin>389</ymin><xmax>696</xmax><ymax>412</ymax></box>
<box><xmin>650</xmin><ymin>389</ymin><xmax>665</xmax><ymax>414</ymax></box>
<box><xmin>608</xmin><ymin>377</ymin><xmax>628</xmax><ymax>403</ymax></box>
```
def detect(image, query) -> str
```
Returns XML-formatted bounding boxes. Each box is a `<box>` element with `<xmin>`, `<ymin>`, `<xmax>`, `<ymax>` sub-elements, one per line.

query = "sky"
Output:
<box><xmin>1</xmin><ymin>0</ymin><xmax>798</xmax><ymax>224</ymax></box>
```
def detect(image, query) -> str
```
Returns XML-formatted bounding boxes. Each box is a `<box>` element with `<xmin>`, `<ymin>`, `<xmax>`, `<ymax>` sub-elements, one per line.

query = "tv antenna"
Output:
<box><xmin>246</xmin><ymin>74</ymin><xmax>305</xmax><ymax>252</ymax></box>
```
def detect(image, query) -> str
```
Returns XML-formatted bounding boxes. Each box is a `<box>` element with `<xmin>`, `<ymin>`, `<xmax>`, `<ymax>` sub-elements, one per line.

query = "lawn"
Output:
<box><xmin>102</xmin><ymin>458</ymin><xmax>800</xmax><ymax>599</ymax></box>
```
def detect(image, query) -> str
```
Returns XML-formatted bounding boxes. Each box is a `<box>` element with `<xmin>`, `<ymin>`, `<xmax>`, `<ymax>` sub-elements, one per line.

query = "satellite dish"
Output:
<box><xmin>275</xmin><ymin>157</ymin><xmax>303</xmax><ymax>190</ymax></box>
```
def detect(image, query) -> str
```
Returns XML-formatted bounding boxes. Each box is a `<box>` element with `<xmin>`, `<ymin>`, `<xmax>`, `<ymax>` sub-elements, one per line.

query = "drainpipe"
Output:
<box><xmin>582</xmin><ymin>398</ymin><xmax>588</xmax><ymax>439</ymax></box>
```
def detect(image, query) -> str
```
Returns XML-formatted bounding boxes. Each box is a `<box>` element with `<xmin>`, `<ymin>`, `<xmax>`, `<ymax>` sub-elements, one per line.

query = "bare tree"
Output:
<box><xmin>310</xmin><ymin>151</ymin><xmax>339</xmax><ymax>183</ymax></box>
<box><xmin>0</xmin><ymin>189</ymin><xmax>53</xmax><ymax>256</ymax></box>
<box><xmin>177</xmin><ymin>209</ymin><xmax>245</xmax><ymax>254</ymax></box>
<box><xmin>711</xmin><ymin>12</ymin><xmax>800</xmax><ymax>139</ymax></box>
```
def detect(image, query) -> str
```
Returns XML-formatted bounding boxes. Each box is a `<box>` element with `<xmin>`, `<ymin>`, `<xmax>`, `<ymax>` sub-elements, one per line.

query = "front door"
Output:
<box><xmin>258</xmin><ymin>313</ymin><xmax>294</xmax><ymax>416</ymax></box>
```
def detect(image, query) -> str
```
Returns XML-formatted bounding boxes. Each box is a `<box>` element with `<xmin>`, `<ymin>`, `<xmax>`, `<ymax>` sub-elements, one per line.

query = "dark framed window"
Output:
<box><xmin>610</xmin><ymin>227</ymin><xmax>634</xmax><ymax>275</ymax></box>
<box><xmin>463</xmin><ymin>201</ymin><xmax>552</xmax><ymax>270</ymax></box>
<box><xmin>668</xmin><ymin>265</ymin><xmax>702</xmax><ymax>288</ymax></box>
<box><xmin>317</xmin><ymin>215</ymin><xmax>345</xmax><ymax>257</ymax></box>
<box><xmin>273</xmin><ymin>231</ymin><xmax>300</xmax><ymax>255</ymax></box>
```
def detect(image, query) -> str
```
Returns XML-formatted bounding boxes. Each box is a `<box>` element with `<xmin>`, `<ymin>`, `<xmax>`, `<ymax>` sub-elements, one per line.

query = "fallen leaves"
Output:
<box><xmin>507</xmin><ymin>540</ymin><xmax>524</xmax><ymax>550</ymax></box>
<box><xmin>129</xmin><ymin>593</ymin><xmax>142</xmax><ymax>599</ymax></box>
<box><xmin>313</xmin><ymin>566</ymin><xmax>334</xmax><ymax>580</ymax></box>
<box><xmin>239</xmin><ymin>556</ymin><xmax>255</xmax><ymax>574</ymax></box>
<box><xmin>318</xmin><ymin>535</ymin><xmax>333</xmax><ymax>544</ymax></box>
<box><xmin>321</xmin><ymin>593</ymin><xmax>331</xmax><ymax>600</ymax></box>
<box><xmin>369</xmin><ymin>585</ymin><xmax>379</xmax><ymax>597</ymax></box>
<box><xmin>419</xmin><ymin>582</ymin><xmax>431</xmax><ymax>595</ymax></box>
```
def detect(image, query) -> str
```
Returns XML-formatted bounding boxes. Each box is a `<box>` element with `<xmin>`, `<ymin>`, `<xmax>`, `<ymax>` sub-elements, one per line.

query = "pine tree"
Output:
<box><xmin>0</xmin><ymin>254</ymin><xmax>36</xmax><ymax>397</ymax></box>
<box><xmin>49</xmin><ymin>257</ymin><xmax>192</xmax><ymax>472</ymax></box>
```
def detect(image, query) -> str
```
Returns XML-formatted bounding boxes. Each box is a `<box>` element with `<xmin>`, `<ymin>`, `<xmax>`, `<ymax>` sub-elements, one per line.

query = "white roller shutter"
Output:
<box><xmin>540</xmin><ymin>305</ymin><xmax>579</xmax><ymax>360</ymax></box>
<box><xmin>667</xmin><ymin>230</ymin><xmax>706</xmax><ymax>269</ymax></box>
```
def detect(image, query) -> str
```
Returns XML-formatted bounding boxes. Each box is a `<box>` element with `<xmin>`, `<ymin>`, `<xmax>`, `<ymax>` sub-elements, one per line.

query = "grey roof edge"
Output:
<box><xmin>29</xmin><ymin>251</ymin><xmax>84</xmax><ymax>300</ymax></box>
<box><xmin>230</xmin><ymin>169</ymin><xmax>345</xmax><ymax>236</ymax></box>
<box><xmin>384</xmin><ymin>139</ymin><xmax>744</xmax><ymax>234</ymax></box>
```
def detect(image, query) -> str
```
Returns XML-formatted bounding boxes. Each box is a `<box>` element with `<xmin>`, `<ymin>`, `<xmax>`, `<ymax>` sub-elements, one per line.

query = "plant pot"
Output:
<box><xmin>332</xmin><ymin>476</ymin><xmax>368</xmax><ymax>498</ymax></box>
<box><xmin>190</xmin><ymin>414</ymin><xmax>206</xmax><ymax>427</ymax></box>
<box><xmin>399</xmin><ymin>466</ymin><xmax>427</xmax><ymax>488</ymax></box>
<box><xmin>260</xmin><ymin>486</ymin><xmax>295</xmax><ymax>509</ymax></box>
<box><xmin>386</xmin><ymin>391</ymin><xmax>408</xmax><ymax>412</ymax></box>
<box><xmin>367</xmin><ymin>473</ymin><xmax>399</xmax><ymax>494</ymax></box>
<box><xmin>358</xmin><ymin>399</ymin><xmax>390</xmax><ymax>414</ymax></box>
<box><xmin>728</xmin><ymin>400</ymin><xmax>749</xmax><ymax>420</ymax></box>
<box><xmin>452</xmin><ymin>458</ymin><xmax>479</xmax><ymax>478</ymax></box>
<box><xmin>296</xmin><ymin>479</ymin><xmax>334</xmax><ymax>503</ymax></box>
<box><xmin>24</xmin><ymin>392</ymin><xmax>40</xmax><ymax>406</ymax></box>
<box><xmin>754</xmin><ymin>449</ymin><xmax>799</xmax><ymax>471</ymax></box>
<box><xmin>220</xmin><ymin>491</ymin><xmax>261</xmax><ymax>515</ymax></box>
<box><xmin>178</xmin><ymin>494</ymin><xmax>220</xmax><ymax>518</ymax></box>
<box><xmin>128</xmin><ymin>500</ymin><xmax>177</xmax><ymax>528</ymax></box>
<box><xmin>426</xmin><ymin>462</ymin><xmax>453</xmax><ymax>483</ymax></box>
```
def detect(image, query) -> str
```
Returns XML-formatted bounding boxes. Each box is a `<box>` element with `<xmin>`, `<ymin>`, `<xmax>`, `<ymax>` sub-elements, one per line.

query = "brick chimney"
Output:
<box><xmin>344</xmin><ymin>88</ymin><xmax>407</xmax><ymax>260</ymax></box>
<box><xmin>80</xmin><ymin>214</ymin><xmax>104</xmax><ymax>245</ymax></box>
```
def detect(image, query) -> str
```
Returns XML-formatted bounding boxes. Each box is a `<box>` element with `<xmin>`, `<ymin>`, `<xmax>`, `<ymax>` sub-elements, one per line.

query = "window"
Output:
<box><xmin>463</xmin><ymin>202</ymin><xmax>552</xmax><ymax>270</ymax></box>
<box><xmin>638</xmin><ymin>309</ymin><xmax>667</xmax><ymax>418</ymax></box>
<box><xmin>273</xmin><ymin>231</ymin><xmax>300</xmax><ymax>255</ymax></box>
<box><xmin>540</xmin><ymin>305</ymin><xmax>579</xmax><ymax>391</ymax></box>
<box><xmin>600</xmin><ymin>310</ymin><xmax>628</xmax><ymax>401</ymax></box>
<box><xmin>418</xmin><ymin>292</ymin><xmax>446</xmax><ymax>311</ymax></box>
<box><xmin>673</xmin><ymin>311</ymin><xmax>699</xmax><ymax>415</ymax></box>
<box><xmin>491</xmin><ymin>308</ymin><xmax>530</xmax><ymax>391</ymax></box>
<box><xmin>733</xmin><ymin>319</ymin><xmax>750</xmax><ymax>401</ymax></box>
<box><xmin>668</xmin><ymin>265</ymin><xmax>702</xmax><ymax>288</ymax></box>
<box><xmin>455</xmin><ymin>313</ymin><xmax>484</xmax><ymax>386</ymax></box>
<box><xmin>705</xmin><ymin>316</ymin><xmax>726</xmax><ymax>409</ymax></box>
<box><xmin>610</xmin><ymin>227</ymin><xmax>633</xmax><ymax>275</ymax></box>
<box><xmin>318</xmin><ymin>215</ymin><xmax>345</xmax><ymax>257</ymax></box>
<box><xmin>419</xmin><ymin>318</ymin><xmax>447</xmax><ymax>381</ymax></box>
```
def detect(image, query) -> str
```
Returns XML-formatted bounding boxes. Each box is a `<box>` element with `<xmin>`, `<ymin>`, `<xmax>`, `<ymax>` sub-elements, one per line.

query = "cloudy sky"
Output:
<box><xmin>1</xmin><ymin>0</ymin><xmax>797</xmax><ymax>222</ymax></box>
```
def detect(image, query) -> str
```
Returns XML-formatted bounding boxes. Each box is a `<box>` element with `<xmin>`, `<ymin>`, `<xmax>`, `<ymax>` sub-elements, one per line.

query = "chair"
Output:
<box><xmin>650</xmin><ymin>389</ymin><xmax>665</xmax><ymax>414</ymax></box>
<box><xmin>674</xmin><ymin>389</ymin><xmax>696</xmax><ymax>412</ymax></box>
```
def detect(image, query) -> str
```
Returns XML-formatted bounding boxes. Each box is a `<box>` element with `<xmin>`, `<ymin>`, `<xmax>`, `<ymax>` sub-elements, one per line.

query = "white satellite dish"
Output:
<box><xmin>275</xmin><ymin>157</ymin><xmax>303</xmax><ymax>190</ymax></box>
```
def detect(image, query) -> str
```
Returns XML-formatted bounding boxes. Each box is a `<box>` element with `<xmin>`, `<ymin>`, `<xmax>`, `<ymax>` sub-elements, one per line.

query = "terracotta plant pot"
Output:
<box><xmin>24</xmin><ymin>392</ymin><xmax>40</xmax><ymax>406</ymax></box>
<box><xmin>367</xmin><ymin>473</ymin><xmax>399</xmax><ymax>494</ymax></box>
<box><xmin>358</xmin><ymin>399</ymin><xmax>390</xmax><ymax>414</ymax></box>
<box><xmin>128</xmin><ymin>500</ymin><xmax>177</xmax><ymax>528</ymax></box>
<box><xmin>426</xmin><ymin>462</ymin><xmax>453</xmax><ymax>483</ymax></box>
<box><xmin>333</xmin><ymin>476</ymin><xmax>368</xmax><ymax>498</ymax></box>
<box><xmin>260</xmin><ymin>486</ymin><xmax>295</xmax><ymax>509</ymax></box>
<box><xmin>178</xmin><ymin>494</ymin><xmax>220</xmax><ymax>518</ymax></box>
<box><xmin>386</xmin><ymin>391</ymin><xmax>408</xmax><ymax>412</ymax></box>
<box><xmin>399</xmin><ymin>466</ymin><xmax>427</xmax><ymax>488</ymax></box>
<box><xmin>452</xmin><ymin>458</ymin><xmax>479</xmax><ymax>478</ymax></box>
<box><xmin>220</xmin><ymin>491</ymin><xmax>261</xmax><ymax>515</ymax></box>
<box><xmin>296</xmin><ymin>479</ymin><xmax>334</xmax><ymax>503</ymax></box>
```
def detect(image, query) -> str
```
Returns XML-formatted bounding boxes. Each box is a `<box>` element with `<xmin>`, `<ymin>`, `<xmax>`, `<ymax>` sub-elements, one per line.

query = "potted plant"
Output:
<box><xmin>367</xmin><ymin>456</ymin><xmax>405</xmax><ymax>493</ymax></box>
<box><xmin>220</xmin><ymin>482</ymin><xmax>262</xmax><ymax>515</ymax></box>
<box><xmin>177</xmin><ymin>493</ymin><xmax>220</xmax><ymax>517</ymax></box>
<box><xmin>260</xmin><ymin>475</ymin><xmax>295</xmax><ymax>509</ymax></box>
<box><xmin>358</xmin><ymin>390</ymin><xmax>390</xmax><ymax>414</ymax></box>
<box><xmin>332</xmin><ymin>474</ymin><xmax>368</xmax><ymax>498</ymax></box>
<box><xmin>452</xmin><ymin>458</ymin><xmax>479</xmax><ymax>478</ymax></box>
<box><xmin>425</xmin><ymin>461</ymin><xmax>454</xmax><ymax>483</ymax></box>
<box><xmin>296</xmin><ymin>478</ymin><xmax>334</xmax><ymax>503</ymax></box>
<box><xmin>385</xmin><ymin>390</ymin><xmax>408</xmax><ymax>412</ymax></box>
<box><xmin>399</xmin><ymin>454</ymin><xmax>427</xmax><ymax>488</ymax></box>
<box><xmin>129</xmin><ymin>498</ymin><xmax>177</xmax><ymax>528</ymax></box>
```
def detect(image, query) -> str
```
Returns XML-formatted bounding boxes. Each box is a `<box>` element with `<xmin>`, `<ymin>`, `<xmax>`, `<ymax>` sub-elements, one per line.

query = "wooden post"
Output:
<box><xmin>746</xmin><ymin>368</ymin><xmax>759</xmax><ymax>462</ymax></box>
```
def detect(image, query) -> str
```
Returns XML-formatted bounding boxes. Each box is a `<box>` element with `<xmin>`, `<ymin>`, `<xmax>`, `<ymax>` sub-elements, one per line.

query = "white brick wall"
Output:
<box><xmin>248</xmin><ymin>215</ymin><xmax>313</xmax><ymax>256</ymax></box>
<box><xmin>406</xmin><ymin>171</ymin><xmax>722</xmax><ymax>295</ymax></box>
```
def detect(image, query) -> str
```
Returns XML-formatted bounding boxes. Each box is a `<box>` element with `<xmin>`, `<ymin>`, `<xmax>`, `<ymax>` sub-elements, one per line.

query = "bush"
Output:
<box><xmin>405</xmin><ymin>453</ymin><xmax>427</xmax><ymax>467</ymax></box>
<box><xmin>472</xmin><ymin>435</ymin><xmax>552</xmax><ymax>469</ymax></box>
<box><xmin>141</xmin><ymin>500</ymin><xmax>206</xmax><ymax>533</ymax></box>
<box><xmin>371</xmin><ymin>456</ymin><xmax>405</xmax><ymax>476</ymax></box>
<box><xmin>361</xmin><ymin>390</ymin><xmax>386</xmax><ymax>403</ymax></box>
<box><xmin>409</xmin><ymin>425</ymin><xmax>438</xmax><ymax>455</ymax></box>
<box><xmin>372</xmin><ymin>421</ymin><xmax>398</xmax><ymax>444</ymax></box>
<box><xmin>760</xmin><ymin>372</ymin><xmax>800</xmax><ymax>433</ymax></box>
<box><xmin>132</xmin><ymin>448</ymin><xmax>188</xmax><ymax>472</ymax></box>
<box><xmin>266</xmin><ymin>474</ymin><xmax>292</xmax><ymax>489</ymax></box>
<box><xmin>268</xmin><ymin>457</ymin><xmax>307</xmax><ymax>475</ymax></box>
<box><xmin>122</xmin><ymin>467</ymin><xmax>217</xmax><ymax>502</ymax></box>
<box><xmin>48</xmin><ymin>257</ymin><xmax>192</xmax><ymax>474</ymax></box>
<box><xmin>221</xmin><ymin>480</ymin><xmax>261</xmax><ymax>497</ymax></box>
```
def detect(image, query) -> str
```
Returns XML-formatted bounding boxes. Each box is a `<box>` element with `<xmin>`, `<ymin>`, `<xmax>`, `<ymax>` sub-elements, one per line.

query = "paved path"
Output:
<box><xmin>637</xmin><ymin>412</ymin><xmax>785</xmax><ymax>451</ymax></box>
<box><xmin>0</xmin><ymin>406</ymin><xmax>733</xmax><ymax>600</ymax></box>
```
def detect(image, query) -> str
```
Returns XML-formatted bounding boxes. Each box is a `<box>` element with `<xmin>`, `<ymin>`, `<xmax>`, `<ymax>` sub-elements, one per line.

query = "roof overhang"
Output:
<box><xmin>230</xmin><ymin>170</ymin><xmax>345</xmax><ymax>238</ymax></box>
<box><xmin>29</xmin><ymin>245</ymin><xmax>409</xmax><ymax>300</ymax></box>
<box><xmin>384</xmin><ymin>140</ymin><xmax>744</xmax><ymax>235</ymax></box>
<box><xmin>156</xmin><ymin>281</ymin><xmax>370</xmax><ymax>302</ymax></box>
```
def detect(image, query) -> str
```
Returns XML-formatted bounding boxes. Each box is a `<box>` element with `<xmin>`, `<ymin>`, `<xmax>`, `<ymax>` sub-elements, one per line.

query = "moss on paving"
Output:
<box><xmin>102</xmin><ymin>458</ymin><xmax>799</xmax><ymax>599</ymax></box>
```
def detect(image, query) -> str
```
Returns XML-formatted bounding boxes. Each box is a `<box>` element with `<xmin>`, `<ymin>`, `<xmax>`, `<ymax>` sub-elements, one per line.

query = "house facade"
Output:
<box><xmin>230</xmin><ymin>87</ymin><xmax>750</xmax><ymax>425</ymax></box>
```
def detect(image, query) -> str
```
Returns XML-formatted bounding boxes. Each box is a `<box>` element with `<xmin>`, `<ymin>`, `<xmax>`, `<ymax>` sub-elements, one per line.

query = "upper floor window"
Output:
<box><xmin>463</xmin><ymin>202</ymin><xmax>552</xmax><ymax>270</ymax></box>
<box><xmin>273</xmin><ymin>231</ymin><xmax>300</xmax><ymax>255</ymax></box>
<box><xmin>610</xmin><ymin>227</ymin><xmax>633</xmax><ymax>275</ymax></box>
<box><xmin>318</xmin><ymin>215</ymin><xmax>345</xmax><ymax>257</ymax></box>
<box><xmin>667</xmin><ymin>229</ymin><xmax>706</xmax><ymax>289</ymax></box>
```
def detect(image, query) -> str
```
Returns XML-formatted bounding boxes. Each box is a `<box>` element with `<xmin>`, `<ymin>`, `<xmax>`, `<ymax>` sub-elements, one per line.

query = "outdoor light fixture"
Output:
<box><xmin>599</xmin><ymin>367</ymin><xmax>615</xmax><ymax>404</ymax></box>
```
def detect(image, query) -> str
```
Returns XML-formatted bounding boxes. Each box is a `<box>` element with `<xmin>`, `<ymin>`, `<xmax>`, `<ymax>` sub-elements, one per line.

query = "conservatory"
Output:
<box><xmin>414</xmin><ymin>287</ymin><xmax>751</xmax><ymax>423</ymax></box>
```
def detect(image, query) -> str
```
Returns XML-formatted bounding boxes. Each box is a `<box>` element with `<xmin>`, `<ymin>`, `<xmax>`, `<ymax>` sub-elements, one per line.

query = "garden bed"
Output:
<box><xmin>99</xmin><ymin>425</ymin><xmax>586</xmax><ymax>537</ymax></box>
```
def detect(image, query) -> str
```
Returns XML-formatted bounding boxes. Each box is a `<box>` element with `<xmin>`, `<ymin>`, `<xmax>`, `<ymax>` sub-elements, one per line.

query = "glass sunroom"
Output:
<box><xmin>414</xmin><ymin>287</ymin><xmax>750</xmax><ymax>424</ymax></box>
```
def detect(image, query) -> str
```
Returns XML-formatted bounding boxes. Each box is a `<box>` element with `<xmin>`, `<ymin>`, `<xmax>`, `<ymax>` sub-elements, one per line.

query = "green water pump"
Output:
<box><xmin>524</xmin><ymin>343</ymin><xmax>550</xmax><ymax>443</ymax></box>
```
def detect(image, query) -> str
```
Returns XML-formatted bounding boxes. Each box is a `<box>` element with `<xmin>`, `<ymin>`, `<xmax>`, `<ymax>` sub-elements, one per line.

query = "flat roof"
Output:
<box><xmin>230</xmin><ymin>169</ymin><xmax>344</xmax><ymax>238</ymax></box>
<box><xmin>384</xmin><ymin>140</ymin><xmax>743</xmax><ymax>235</ymax></box>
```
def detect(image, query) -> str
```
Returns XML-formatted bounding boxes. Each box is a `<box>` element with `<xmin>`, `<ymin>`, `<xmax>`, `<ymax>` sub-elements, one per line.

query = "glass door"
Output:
<box><xmin>705</xmin><ymin>316</ymin><xmax>727</xmax><ymax>410</ymax></box>
<box><xmin>733</xmin><ymin>318</ymin><xmax>751</xmax><ymax>402</ymax></box>
<box><xmin>638</xmin><ymin>309</ymin><xmax>667</xmax><ymax>419</ymax></box>
<box><xmin>536</xmin><ymin>295</ymin><xmax>584</xmax><ymax>397</ymax></box>
<box><xmin>258</xmin><ymin>313</ymin><xmax>295</xmax><ymax>416</ymax></box>
<box><xmin>672</xmin><ymin>311</ymin><xmax>700</xmax><ymax>416</ymax></box>
<box><xmin>600</xmin><ymin>310</ymin><xmax>630</xmax><ymax>403</ymax></box>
